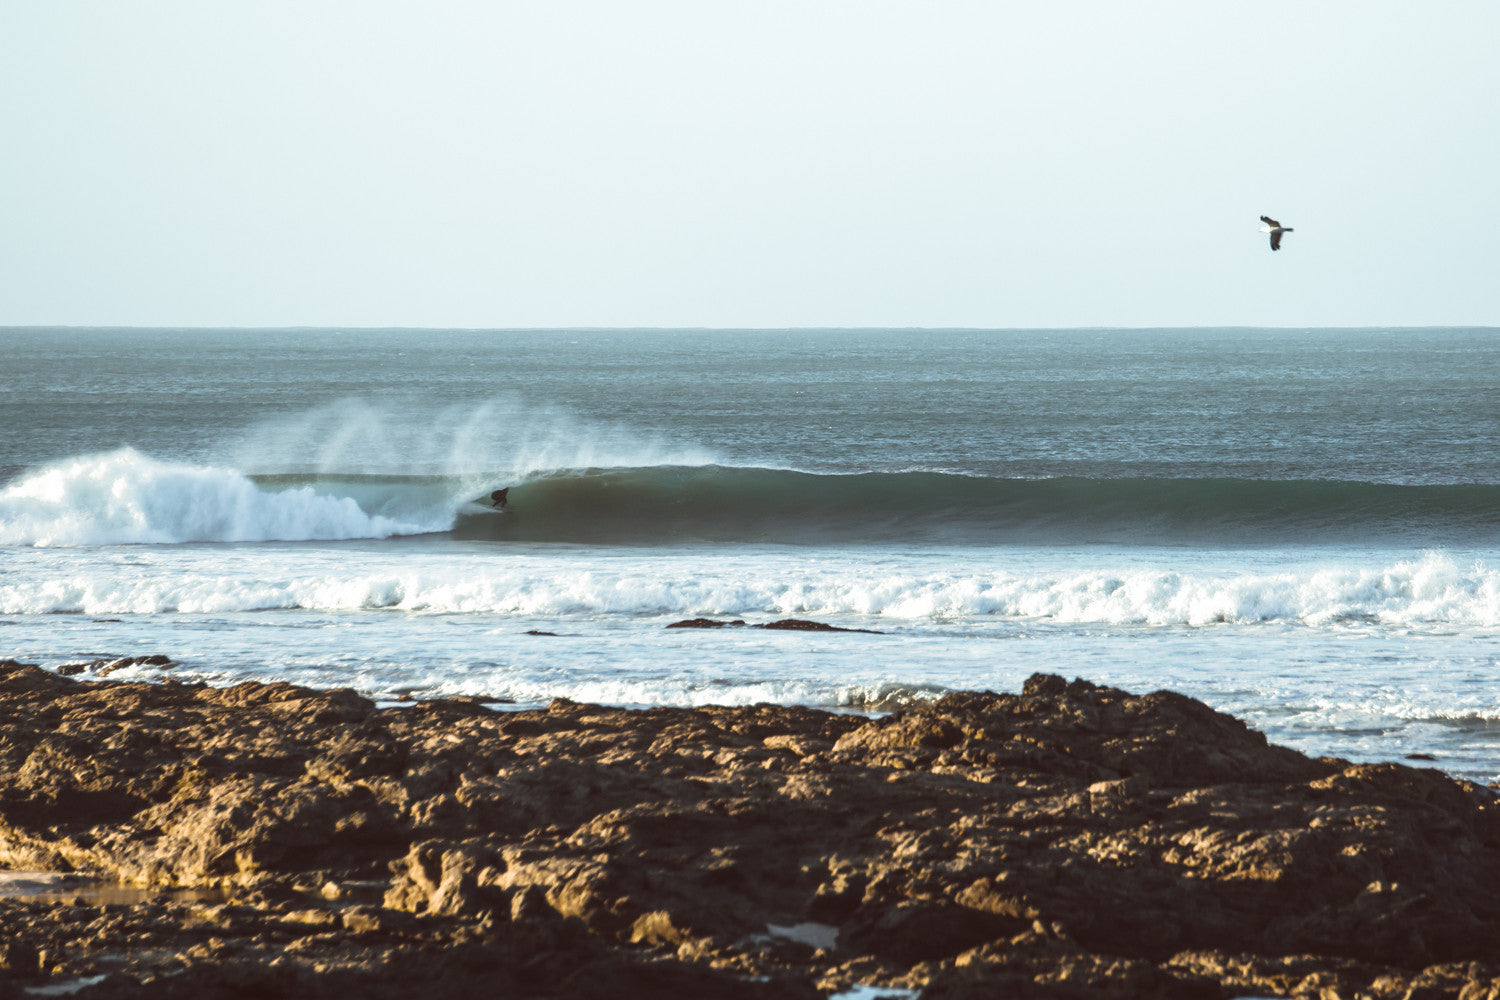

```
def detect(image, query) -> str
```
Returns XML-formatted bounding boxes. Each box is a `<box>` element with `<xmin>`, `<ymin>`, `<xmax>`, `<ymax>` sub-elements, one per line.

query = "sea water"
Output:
<box><xmin>2</xmin><ymin>328</ymin><xmax>1497</xmax><ymax>779</ymax></box>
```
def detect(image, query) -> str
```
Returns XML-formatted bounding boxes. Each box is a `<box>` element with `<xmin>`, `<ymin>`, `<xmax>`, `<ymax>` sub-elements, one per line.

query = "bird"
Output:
<box><xmin>1259</xmin><ymin>215</ymin><xmax>1293</xmax><ymax>251</ymax></box>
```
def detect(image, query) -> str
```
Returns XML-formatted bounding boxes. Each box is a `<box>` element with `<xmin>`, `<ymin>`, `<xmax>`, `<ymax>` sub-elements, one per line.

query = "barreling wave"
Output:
<box><xmin>459</xmin><ymin>466</ymin><xmax>1500</xmax><ymax>545</ymax></box>
<box><xmin>4</xmin><ymin>451</ymin><xmax>1499</xmax><ymax>547</ymax></box>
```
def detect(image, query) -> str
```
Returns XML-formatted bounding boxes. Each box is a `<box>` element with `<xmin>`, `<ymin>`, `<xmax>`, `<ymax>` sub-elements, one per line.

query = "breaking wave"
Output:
<box><xmin>3</xmin><ymin>451</ymin><xmax>1498</xmax><ymax>548</ymax></box>
<box><xmin>0</xmin><ymin>449</ymin><xmax>435</xmax><ymax>546</ymax></box>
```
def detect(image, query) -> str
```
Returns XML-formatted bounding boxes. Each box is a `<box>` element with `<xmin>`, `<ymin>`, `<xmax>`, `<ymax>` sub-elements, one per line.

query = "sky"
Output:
<box><xmin>2</xmin><ymin>2</ymin><xmax>1497</xmax><ymax>329</ymax></box>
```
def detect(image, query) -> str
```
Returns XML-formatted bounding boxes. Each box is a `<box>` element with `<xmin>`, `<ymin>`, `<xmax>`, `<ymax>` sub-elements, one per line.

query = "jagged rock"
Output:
<box><xmin>384</xmin><ymin>839</ymin><xmax>507</xmax><ymax>918</ymax></box>
<box><xmin>4</xmin><ymin>661</ymin><xmax>1500</xmax><ymax>998</ymax></box>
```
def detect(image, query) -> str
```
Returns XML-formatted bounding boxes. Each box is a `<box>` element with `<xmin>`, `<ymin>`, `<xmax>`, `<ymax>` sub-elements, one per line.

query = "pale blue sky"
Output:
<box><xmin>2</xmin><ymin>2</ymin><xmax>1496</xmax><ymax>328</ymax></box>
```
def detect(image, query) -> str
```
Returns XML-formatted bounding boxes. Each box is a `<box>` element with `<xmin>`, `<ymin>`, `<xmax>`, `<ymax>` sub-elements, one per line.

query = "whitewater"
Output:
<box><xmin>2</xmin><ymin>327</ymin><xmax>1499</xmax><ymax>780</ymax></box>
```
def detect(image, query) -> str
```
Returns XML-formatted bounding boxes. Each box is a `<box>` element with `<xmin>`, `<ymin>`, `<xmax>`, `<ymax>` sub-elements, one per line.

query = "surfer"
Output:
<box><xmin>490</xmin><ymin>488</ymin><xmax>509</xmax><ymax>510</ymax></box>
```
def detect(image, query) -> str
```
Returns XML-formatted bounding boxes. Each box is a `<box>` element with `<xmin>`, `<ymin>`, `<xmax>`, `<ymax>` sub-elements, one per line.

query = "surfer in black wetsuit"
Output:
<box><xmin>490</xmin><ymin>488</ymin><xmax>509</xmax><ymax>510</ymax></box>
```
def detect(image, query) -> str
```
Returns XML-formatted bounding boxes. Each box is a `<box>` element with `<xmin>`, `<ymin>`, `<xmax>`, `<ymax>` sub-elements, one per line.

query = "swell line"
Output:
<box><xmin>454</xmin><ymin>466</ymin><xmax>1500</xmax><ymax>545</ymax></box>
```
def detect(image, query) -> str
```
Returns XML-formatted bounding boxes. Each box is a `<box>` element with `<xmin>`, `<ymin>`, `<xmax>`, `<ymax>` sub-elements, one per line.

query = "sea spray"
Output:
<box><xmin>224</xmin><ymin>396</ymin><xmax>720</xmax><ymax>483</ymax></box>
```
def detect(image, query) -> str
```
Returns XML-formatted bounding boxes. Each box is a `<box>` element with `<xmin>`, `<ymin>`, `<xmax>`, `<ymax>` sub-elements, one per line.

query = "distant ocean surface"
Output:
<box><xmin>3</xmin><ymin>327</ymin><xmax>1499</xmax><ymax>779</ymax></box>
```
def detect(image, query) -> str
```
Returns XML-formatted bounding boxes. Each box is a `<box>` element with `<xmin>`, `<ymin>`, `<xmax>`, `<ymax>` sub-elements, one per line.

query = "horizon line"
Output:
<box><xmin>4</xmin><ymin>324</ymin><xmax>1498</xmax><ymax>333</ymax></box>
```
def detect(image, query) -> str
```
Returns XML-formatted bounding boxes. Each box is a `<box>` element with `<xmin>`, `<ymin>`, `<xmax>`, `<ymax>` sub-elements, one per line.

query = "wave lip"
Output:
<box><xmin>456</xmin><ymin>466</ymin><xmax>1500</xmax><ymax>545</ymax></box>
<box><xmin>0</xmin><ymin>449</ymin><xmax>431</xmax><ymax>547</ymax></box>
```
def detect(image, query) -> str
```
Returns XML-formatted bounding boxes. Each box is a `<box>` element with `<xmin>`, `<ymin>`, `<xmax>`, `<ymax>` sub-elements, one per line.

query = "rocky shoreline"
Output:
<box><xmin>4</xmin><ymin>659</ymin><xmax>1500</xmax><ymax>998</ymax></box>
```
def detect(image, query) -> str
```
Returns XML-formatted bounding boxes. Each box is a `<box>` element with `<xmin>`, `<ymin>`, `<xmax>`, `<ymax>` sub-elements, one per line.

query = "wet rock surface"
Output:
<box><xmin>666</xmin><ymin>617</ymin><xmax>885</xmax><ymax>633</ymax></box>
<box><xmin>55</xmin><ymin>654</ymin><xmax>174</xmax><ymax>678</ymax></box>
<box><xmin>4</xmin><ymin>659</ymin><xmax>1500</xmax><ymax>998</ymax></box>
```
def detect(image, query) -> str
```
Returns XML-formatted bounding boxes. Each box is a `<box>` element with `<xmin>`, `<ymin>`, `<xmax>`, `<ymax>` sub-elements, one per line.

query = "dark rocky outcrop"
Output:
<box><xmin>665</xmin><ymin>617</ymin><xmax>747</xmax><ymax>628</ymax></box>
<box><xmin>758</xmin><ymin>618</ymin><xmax>884</xmax><ymax>633</ymax></box>
<box><xmin>56</xmin><ymin>654</ymin><xmax>174</xmax><ymax>678</ymax></box>
<box><xmin>3</xmin><ymin>658</ymin><xmax>1500</xmax><ymax>998</ymax></box>
<box><xmin>666</xmin><ymin>618</ymin><xmax>883</xmax><ymax>633</ymax></box>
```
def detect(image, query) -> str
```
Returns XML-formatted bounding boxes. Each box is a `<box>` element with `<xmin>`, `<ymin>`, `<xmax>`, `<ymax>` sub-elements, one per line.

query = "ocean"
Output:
<box><xmin>2</xmin><ymin>327</ymin><xmax>1498</xmax><ymax>780</ymax></box>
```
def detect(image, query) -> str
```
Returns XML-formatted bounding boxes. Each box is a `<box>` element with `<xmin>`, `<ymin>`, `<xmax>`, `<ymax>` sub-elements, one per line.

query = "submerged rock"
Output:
<box><xmin>665</xmin><ymin>618</ymin><xmax>883</xmax><ymax>633</ymax></box>
<box><xmin>756</xmin><ymin>619</ymin><xmax>884</xmax><ymax>633</ymax></box>
<box><xmin>3</xmin><ymin>660</ymin><xmax>1500</xmax><ymax>997</ymax></box>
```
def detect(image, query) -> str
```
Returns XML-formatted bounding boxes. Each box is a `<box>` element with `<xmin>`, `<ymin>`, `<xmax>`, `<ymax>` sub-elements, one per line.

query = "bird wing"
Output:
<box><xmin>1270</xmin><ymin>230</ymin><xmax>1282</xmax><ymax>250</ymax></box>
<box><xmin>1260</xmin><ymin>215</ymin><xmax>1280</xmax><ymax>227</ymax></box>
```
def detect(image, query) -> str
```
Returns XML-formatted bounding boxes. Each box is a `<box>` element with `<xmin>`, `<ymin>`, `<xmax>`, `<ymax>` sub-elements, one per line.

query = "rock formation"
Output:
<box><xmin>2</xmin><ymin>659</ymin><xmax>1500</xmax><ymax>998</ymax></box>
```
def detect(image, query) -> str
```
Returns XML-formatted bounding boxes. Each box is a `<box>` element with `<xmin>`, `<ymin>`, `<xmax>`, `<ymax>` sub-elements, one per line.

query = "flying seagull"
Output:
<box><xmin>1259</xmin><ymin>215</ymin><xmax>1293</xmax><ymax>251</ymax></box>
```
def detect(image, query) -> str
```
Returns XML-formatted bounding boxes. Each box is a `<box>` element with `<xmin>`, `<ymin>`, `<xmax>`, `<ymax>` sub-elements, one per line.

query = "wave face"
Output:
<box><xmin>5</xmin><ymin>453</ymin><xmax>1498</xmax><ymax>548</ymax></box>
<box><xmin>457</xmin><ymin>466</ymin><xmax>1500</xmax><ymax>545</ymax></box>
<box><xmin>0</xmin><ymin>450</ymin><xmax>434</xmax><ymax>546</ymax></box>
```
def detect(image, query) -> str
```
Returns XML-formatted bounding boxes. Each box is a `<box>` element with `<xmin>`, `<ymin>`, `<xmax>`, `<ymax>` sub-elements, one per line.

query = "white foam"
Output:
<box><xmin>850</xmin><ymin>553</ymin><xmax>1500</xmax><ymax>627</ymax></box>
<box><xmin>409</xmin><ymin>673</ymin><xmax>928</xmax><ymax>711</ymax></box>
<box><xmin>826</xmin><ymin>986</ymin><xmax>919</xmax><ymax>1000</ymax></box>
<box><xmin>0</xmin><ymin>449</ymin><xmax>433</xmax><ymax>547</ymax></box>
<box><xmin>3</xmin><ymin>546</ymin><xmax>1495</xmax><ymax>628</ymax></box>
